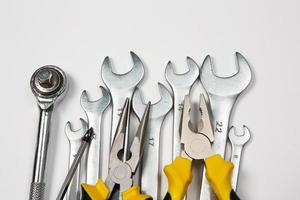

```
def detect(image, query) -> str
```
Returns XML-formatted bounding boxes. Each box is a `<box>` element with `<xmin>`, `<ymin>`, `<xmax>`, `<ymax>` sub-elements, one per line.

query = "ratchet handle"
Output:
<box><xmin>163</xmin><ymin>157</ymin><xmax>192</xmax><ymax>200</ymax></box>
<box><xmin>29</xmin><ymin>182</ymin><xmax>45</xmax><ymax>200</ymax></box>
<box><xmin>205</xmin><ymin>154</ymin><xmax>239</xmax><ymax>200</ymax></box>
<box><xmin>122</xmin><ymin>186</ymin><xmax>153</xmax><ymax>200</ymax></box>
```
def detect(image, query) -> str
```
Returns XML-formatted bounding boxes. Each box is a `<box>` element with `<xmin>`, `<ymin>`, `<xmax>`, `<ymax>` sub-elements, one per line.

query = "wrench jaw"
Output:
<box><xmin>80</xmin><ymin>86</ymin><xmax>111</xmax><ymax>115</ymax></box>
<box><xmin>200</xmin><ymin>53</ymin><xmax>252</xmax><ymax>97</ymax></box>
<box><xmin>65</xmin><ymin>118</ymin><xmax>89</xmax><ymax>141</ymax></box>
<box><xmin>228</xmin><ymin>125</ymin><xmax>251</xmax><ymax>146</ymax></box>
<box><xmin>101</xmin><ymin>51</ymin><xmax>145</xmax><ymax>90</ymax></box>
<box><xmin>132</xmin><ymin>83</ymin><xmax>173</xmax><ymax>119</ymax></box>
<box><xmin>165</xmin><ymin>57</ymin><xmax>199</xmax><ymax>88</ymax></box>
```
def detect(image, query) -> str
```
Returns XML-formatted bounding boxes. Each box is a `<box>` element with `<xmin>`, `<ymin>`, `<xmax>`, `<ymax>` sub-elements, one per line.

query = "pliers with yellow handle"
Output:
<box><xmin>81</xmin><ymin>99</ymin><xmax>152</xmax><ymax>200</ymax></box>
<box><xmin>163</xmin><ymin>95</ymin><xmax>240</xmax><ymax>200</ymax></box>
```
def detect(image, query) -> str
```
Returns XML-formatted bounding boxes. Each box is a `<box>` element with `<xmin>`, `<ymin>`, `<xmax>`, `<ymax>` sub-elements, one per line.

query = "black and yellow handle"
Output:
<box><xmin>81</xmin><ymin>180</ymin><xmax>152</xmax><ymax>200</ymax></box>
<box><xmin>163</xmin><ymin>154</ymin><xmax>240</xmax><ymax>200</ymax></box>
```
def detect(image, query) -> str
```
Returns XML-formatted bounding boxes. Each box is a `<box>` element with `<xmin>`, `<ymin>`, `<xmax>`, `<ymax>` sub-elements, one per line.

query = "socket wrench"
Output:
<box><xmin>29</xmin><ymin>65</ymin><xmax>67</xmax><ymax>200</ymax></box>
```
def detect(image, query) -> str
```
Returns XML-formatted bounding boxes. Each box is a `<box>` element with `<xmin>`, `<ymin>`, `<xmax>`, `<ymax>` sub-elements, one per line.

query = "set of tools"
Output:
<box><xmin>29</xmin><ymin>52</ymin><xmax>252</xmax><ymax>200</ymax></box>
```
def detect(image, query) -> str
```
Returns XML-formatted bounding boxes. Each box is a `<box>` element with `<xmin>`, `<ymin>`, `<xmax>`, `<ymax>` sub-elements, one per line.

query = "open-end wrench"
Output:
<box><xmin>101</xmin><ymin>51</ymin><xmax>144</xmax><ymax>179</ymax></box>
<box><xmin>80</xmin><ymin>86</ymin><xmax>110</xmax><ymax>185</ymax></box>
<box><xmin>65</xmin><ymin>118</ymin><xmax>88</xmax><ymax>200</ymax></box>
<box><xmin>229</xmin><ymin>125</ymin><xmax>251</xmax><ymax>191</ymax></box>
<box><xmin>29</xmin><ymin>65</ymin><xmax>67</xmax><ymax>200</ymax></box>
<box><xmin>164</xmin><ymin>57</ymin><xmax>199</xmax><ymax>160</ymax></box>
<box><xmin>199</xmin><ymin>52</ymin><xmax>252</xmax><ymax>200</ymax></box>
<box><xmin>132</xmin><ymin>83</ymin><xmax>173</xmax><ymax>200</ymax></box>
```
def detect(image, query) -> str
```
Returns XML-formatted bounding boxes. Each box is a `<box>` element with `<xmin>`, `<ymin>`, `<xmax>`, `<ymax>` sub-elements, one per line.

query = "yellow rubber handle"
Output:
<box><xmin>204</xmin><ymin>154</ymin><xmax>234</xmax><ymax>200</ymax></box>
<box><xmin>122</xmin><ymin>185</ymin><xmax>152</xmax><ymax>200</ymax></box>
<box><xmin>163</xmin><ymin>157</ymin><xmax>193</xmax><ymax>200</ymax></box>
<box><xmin>81</xmin><ymin>179</ymin><xmax>110</xmax><ymax>200</ymax></box>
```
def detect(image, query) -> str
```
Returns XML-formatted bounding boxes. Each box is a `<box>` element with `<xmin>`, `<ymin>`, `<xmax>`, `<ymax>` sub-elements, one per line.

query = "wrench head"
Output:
<box><xmin>200</xmin><ymin>52</ymin><xmax>252</xmax><ymax>97</ymax></box>
<box><xmin>80</xmin><ymin>86</ymin><xmax>111</xmax><ymax>115</ymax></box>
<box><xmin>132</xmin><ymin>83</ymin><xmax>173</xmax><ymax>119</ymax></box>
<box><xmin>101</xmin><ymin>51</ymin><xmax>144</xmax><ymax>90</ymax></box>
<box><xmin>165</xmin><ymin>57</ymin><xmax>199</xmax><ymax>88</ymax></box>
<box><xmin>228</xmin><ymin>125</ymin><xmax>251</xmax><ymax>146</ymax></box>
<box><xmin>65</xmin><ymin>118</ymin><xmax>89</xmax><ymax>141</ymax></box>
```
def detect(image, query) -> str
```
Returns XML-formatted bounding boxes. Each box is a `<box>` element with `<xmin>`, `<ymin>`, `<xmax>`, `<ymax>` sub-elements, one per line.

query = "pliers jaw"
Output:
<box><xmin>180</xmin><ymin>94</ymin><xmax>214</xmax><ymax>160</ymax></box>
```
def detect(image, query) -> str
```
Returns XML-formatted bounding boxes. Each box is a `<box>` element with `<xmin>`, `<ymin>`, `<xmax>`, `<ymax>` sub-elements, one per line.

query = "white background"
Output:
<box><xmin>0</xmin><ymin>0</ymin><xmax>299</xmax><ymax>199</ymax></box>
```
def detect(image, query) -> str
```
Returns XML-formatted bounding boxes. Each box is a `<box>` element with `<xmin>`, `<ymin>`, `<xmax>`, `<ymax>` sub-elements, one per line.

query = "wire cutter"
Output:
<box><xmin>81</xmin><ymin>98</ymin><xmax>152</xmax><ymax>200</ymax></box>
<box><xmin>163</xmin><ymin>95</ymin><xmax>240</xmax><ymax>200</ymax></box>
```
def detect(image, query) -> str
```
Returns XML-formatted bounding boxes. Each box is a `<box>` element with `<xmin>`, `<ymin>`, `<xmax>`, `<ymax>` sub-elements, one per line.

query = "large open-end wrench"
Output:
<box><xmin>164</xmin><ymin>57</ymin><xmax>199</xmax><ymax>160</ymax></box>
<box><xmin>199</xmin><ymin>52</ymin><xmax>252</xmax><ymax>200</ymax></box>
<box><xmin>29</xmin><ymin>66</ymin><xmax>67</xmax><ymax>200</ymax></box>
<box><xmin>229</xmin><ymin>125</ymin><xmax>251</xmax><ymax>191</ymax></box>
<box><xmin>65</xmin><ymin>118</ymin><xmax>88</xmax><ymax>200</ymax></box>
<box><xmin>101</xmin><ymin>51</ymin><xmax>144</xmax><ymax>179</ymax></box>
<box><xmin>132</xmin><ymin>83</ymin><xmax>173</xmax><ymax>200</ymax></box>
<box><xmin>80</xmin><ymin>86</ymin><xmax>110</xmax><ymax>185</ymax></box>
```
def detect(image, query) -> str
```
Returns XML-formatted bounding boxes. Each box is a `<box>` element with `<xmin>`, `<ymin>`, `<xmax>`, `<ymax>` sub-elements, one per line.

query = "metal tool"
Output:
<box><xmin>65</xmin><ymin>118</ymin><xmax>88</xmax><ymax>200</ymax></box>
<box><xmin>199</xmin><ymin>52</ymin><xmax>252</xmax><ymax>200</ymax></box>
<box><xmin>29</xmin><ymin>65</ymin><xmax>67</xmax><ymax>200</ymax></box>
<box><xmin>163</xmin><ymin>95</ymin><xmax>240</xmax><ymax>200</ymax></box>
<box><xmin>164</xmin><ymin>57</ymin><xmax>199</xmax><ymax>160</ymax></box>
<box><xmin>80</xmin><ymin>86</ymin><xmax>111</xmax><ymax>184</ymax></box>
<box><xmin>228</xmin><ymin>125</ymin><xmax>251</xmax><ymax>191</ymax></box>
<box><xmin>57</xmin><ymin>128</ymin><xmax>94</xmax><ymax>200</ymax></box>
<box><xmin>132</xmin><ymin>83</ymin><xmax>173</xmax><ymax>200</ymax></box>
<box><xmin>101</xmin><ymin>51</ymin><xmax>144</xmax><ymax>180</ymax></box>
<box><xmin>81</xmin><ymin>99</ymin><xmax>152</xmax><ymax>200</ymax></box>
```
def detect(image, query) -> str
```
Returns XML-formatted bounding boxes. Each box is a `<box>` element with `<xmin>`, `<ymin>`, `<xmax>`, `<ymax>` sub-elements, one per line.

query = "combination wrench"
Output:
<box><xmin>65</xmin><ymin>118</ymin><xmax>88</xmax><ymax>200</ymax></box>
<box><xmin>164</xmin><ymin>57</ymin><xmax>199</xmax><ymax>160</ymax></box>
<box><xmin>199</xmin><ymin>52</ymin><xmax>252</xmax><ymax>200</ymax></box>
<box><xmin>80</xmin><ymin>86</ymin><xmax>110</xmax><ymax>185</ymax></box>
<box><xmin>29</xmin><ymin>65</ymin><xmax>67</xmax><ymax>200</ymax></box>
<box><xmin>229</xmin><ymin>125</ymin><xmax>251</xmax><ymax>191</ymax></box>
<box><xmin>101</xmin><ymin>51</ymin><xmax>144</xmax><ymax>179</ymax></box>
<box><xmin>132</xmin><ymin>83</ymin><xmax>173</xmax><ymax>200</ymax></box>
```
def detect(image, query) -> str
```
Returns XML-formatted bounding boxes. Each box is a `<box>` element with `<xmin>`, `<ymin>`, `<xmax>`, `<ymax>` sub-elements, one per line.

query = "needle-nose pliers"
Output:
<box><xmin>81</xmin><ymin>98</ymin><xmax>152</xmax><ymax>200</ymax></box>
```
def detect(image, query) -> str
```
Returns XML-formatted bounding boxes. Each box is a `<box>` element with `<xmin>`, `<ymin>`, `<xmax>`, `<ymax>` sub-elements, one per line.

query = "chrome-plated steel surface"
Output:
<box><xmin>57</xmin><ymin>128</ymin><xmax>94</xmax><ymax>200</ymax></box>
<box><xmin>65</xmin><ymin>119</ymin><xmax>88</xmax><ymax>200</ymax></box>
<box><xmin>101</xmin><ymin>51</ymin><xmax>144</xmax><ymax>180</ymax></box>
<box><xmin>164</xmin><ymin>58</ymin><xmax>199</xmax><ymax>160</ymax></box>
<box><xmin>132</xmin><ymin>83</ymin><xmax>172</xmax><ymax>200</ymax></box>
<box><xmin>80</xmin><ymin>86</ymin><xmax>110</xmax><ymax>184</ymax></box>
<box><xmin>229</xmin><ymin>126</ymin><xmax>251</xmax><ymax>191</ymax></box>
<box><xmin>106</xmin><ymin>99</ymin><xmax>151</xmax><ymax>199</ymax></box>
<box><xmin>181</xmin><ymin>95</ymin><xmax>214</xmax><ymax>160</ymax></box>
<box><xmin>199</xmin><ymin>53</ymin><xmax>252</xmax><ymax>200</ymax></box>
<box><xmin>29</xmin><ymin>65</ymin><xmax>67</xmax><ymax>200</ymax></box>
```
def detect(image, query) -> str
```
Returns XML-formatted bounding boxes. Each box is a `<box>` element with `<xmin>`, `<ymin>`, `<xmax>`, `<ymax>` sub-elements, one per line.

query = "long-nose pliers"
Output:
<box><xmin>81</xmin><ymin>98</ymin><xmax>152</xmax><ymax>200</ymax></box>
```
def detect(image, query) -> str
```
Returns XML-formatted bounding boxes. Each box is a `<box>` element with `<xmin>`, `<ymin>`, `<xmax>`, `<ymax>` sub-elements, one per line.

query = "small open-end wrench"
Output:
<box><xmin>132</xmin><ymin>83</ymin><xmax>173</xmax><ymax>200</ymax></box>
<box><xmin>65</xmin><ymin>118</ymin><xmax>88</xmax><ymax>200</ymax></box>
<box><xmin>199</xmin><ymin>52</ymin><xmax>252</xmax><ymax>200</ymax></box>
<box><xmin>29</xmin><ymin>65</ymin><xmax>67</xmax><ymax>200</ymax></box>
<box><xmin>80</xmin><ymin>86</ymin><xmax>110</xmax><ymax>185</ymax></box>
<box><xmin>164</xmin><ymin>57</ymin><xmax>199</xmax><ymax>160</ymax></box>
<box><xmin>101</xmin><ymin>51</ymin><xmax>144</xmax><ymax>179</ymax></box>
<box><xmin>229</xmin><ymin>125</ymin><xmax>251</xmax><ymax>191</ymax></box>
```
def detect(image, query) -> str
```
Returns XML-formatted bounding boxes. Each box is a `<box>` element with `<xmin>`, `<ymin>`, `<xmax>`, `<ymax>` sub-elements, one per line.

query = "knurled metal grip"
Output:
<box><xmin>29</xmin><ymin>182</ymin><xmax>45</xmax><ymax>200</ymax></box>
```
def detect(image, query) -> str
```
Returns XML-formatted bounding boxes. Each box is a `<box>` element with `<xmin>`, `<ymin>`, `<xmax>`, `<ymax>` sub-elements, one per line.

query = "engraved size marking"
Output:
<box><xmin>215</xmin><ymin>121</ymin><xmax>223</xmax><ymax>133</ymax></box>
<box><xmin>149</xmin><ymin>138</ymin><xmax>155</xmax><ymax>146</ymax></box>
<box><xmin>234</xmin><ymin>155</ymin><xmax>239</xmax><ymax>159</ymax></box>
<box><xmin>178</xmin><ymin>103</ymin><xmax>184</xmax><ymax>111</ymax></box>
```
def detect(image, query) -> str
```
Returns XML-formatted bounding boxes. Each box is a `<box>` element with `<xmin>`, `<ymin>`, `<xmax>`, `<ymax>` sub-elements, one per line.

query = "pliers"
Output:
<box><xmin>81</xmin><ymin>98</ymin><xmax>152</xmax><ymax>200</ymax></box>
<box><xmin>163</xmin><ymin>95</ymin><xmax>240</xmax><ymax>200</ymax></box>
